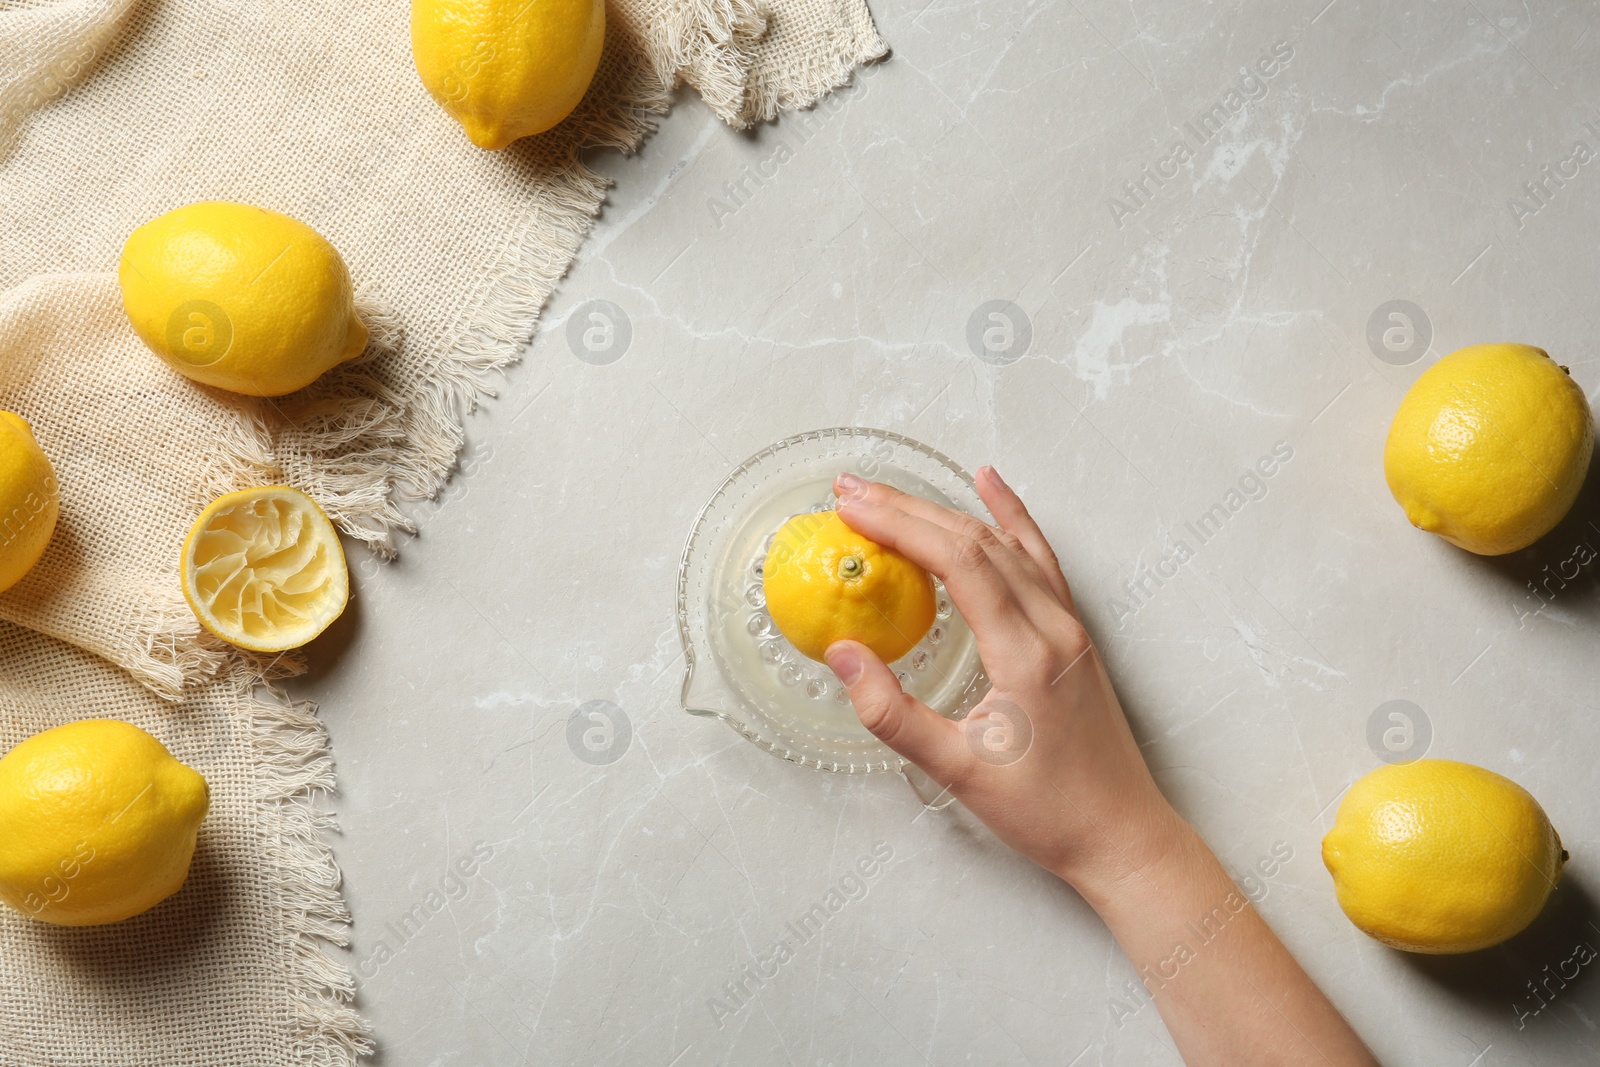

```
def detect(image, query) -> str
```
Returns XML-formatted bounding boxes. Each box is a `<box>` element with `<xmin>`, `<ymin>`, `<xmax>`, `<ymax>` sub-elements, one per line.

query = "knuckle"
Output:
<box><xmin>994</xmin><ymin>529</ymin><xmax>1026</xmax><ymax>556</ymax></box>
<box><xmin>1061</xmin><ymin>618</ymin><xmax>1091</xmax><ymax>654</ymax></box>
<box><xmin>872</xmin><ymin>698</ymin><xmax>916</xmax><ymax>749</ymax></box>
<box><xmin>954</xmin><ymin>515</ymin><xmax>994</xmax><ymax>543</ymax></box>
<box><xmin>1044</xmin><ymin>627</ymin><xmax>1093</xmax><ymax>683</ymax></box>
<box><xmin>1014</xmin><ymin>633</ymin><xmax>1057</xmax><ymax>679</ymax></box>
<box><xmin>853</xmin><ymin>689</ymin><xmax>898</xmax><ymax>737</ymax></box>
<box><xmin>950</xmin><ymin>535</ymin><xmax>992</xmax><ymax>572</ymax></box>
<box><xmin>863</xmin><ymin>482</ymin><xmax>895</xmax><ymax>505</ymax></box>
<box><xmin>1000</xmin><ymin>625</ymin><xmax>1091</xmax><ymax>690</ymax></box>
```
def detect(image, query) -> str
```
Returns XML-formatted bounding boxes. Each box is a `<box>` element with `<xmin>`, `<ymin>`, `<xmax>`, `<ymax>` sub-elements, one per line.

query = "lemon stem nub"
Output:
<box><xmin>839</xmin><ymin>555</ymin><xmax>864</xmax><ymax>580</ymax></box>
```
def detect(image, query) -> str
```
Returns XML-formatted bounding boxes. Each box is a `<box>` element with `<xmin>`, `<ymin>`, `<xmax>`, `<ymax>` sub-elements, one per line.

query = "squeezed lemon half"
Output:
<box><xmin>181</xmin><ymin>486</ymin><xmax>348</xmax><ymax>652</ymax></box>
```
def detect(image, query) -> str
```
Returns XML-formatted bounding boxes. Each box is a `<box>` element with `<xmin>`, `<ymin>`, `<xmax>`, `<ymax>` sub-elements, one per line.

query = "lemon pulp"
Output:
<box><xmin>181</xmin><ymin>486</ymin><xmax>348</xmax><ymax>652</ymax></box>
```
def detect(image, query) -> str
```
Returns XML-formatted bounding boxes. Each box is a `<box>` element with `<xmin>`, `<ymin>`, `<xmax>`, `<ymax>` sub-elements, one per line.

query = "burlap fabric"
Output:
<box><xmin>0</xmin><ymin>0</ymin><xmax>884</xmax><ymax>1062</ymax></box>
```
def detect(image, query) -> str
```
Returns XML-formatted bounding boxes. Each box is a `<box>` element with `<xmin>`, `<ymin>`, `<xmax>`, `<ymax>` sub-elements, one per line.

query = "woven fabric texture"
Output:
<box><xmin>0</xmin><ymin>0</ymin><xmax>884</xmax><ymax>1062</ymax></box>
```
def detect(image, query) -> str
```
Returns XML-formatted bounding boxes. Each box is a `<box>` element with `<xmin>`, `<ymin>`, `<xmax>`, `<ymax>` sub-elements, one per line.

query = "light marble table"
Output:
<box><xmin>290</xmin><ymin>1</ymin><xmax>1600</xmax><ymax>1063</ymax></box>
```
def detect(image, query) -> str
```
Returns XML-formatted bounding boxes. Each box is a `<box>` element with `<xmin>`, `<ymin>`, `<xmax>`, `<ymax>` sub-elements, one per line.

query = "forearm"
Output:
<box><xmin>826</xmin><ymin>474</ymin><xmax>1377</xmax><ymax>1065</ymax></box>
<box><xmin>1066</xmin><ymin>819</ymin><xmax>1379</xmax><ymax>1066</ymax></box>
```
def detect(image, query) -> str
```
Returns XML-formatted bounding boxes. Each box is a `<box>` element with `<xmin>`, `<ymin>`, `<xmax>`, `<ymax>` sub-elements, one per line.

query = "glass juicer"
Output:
<box><xmin>675</xmin><ymin>427</ymin><xmax>991</xmax><ymax>773</ymax></box>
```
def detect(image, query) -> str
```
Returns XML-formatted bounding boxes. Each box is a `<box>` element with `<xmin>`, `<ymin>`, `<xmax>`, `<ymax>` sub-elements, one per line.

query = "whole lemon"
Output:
<box><xmin>118</xmin><ymin>201</ymin><xmax>368</xmax><ymax>397</ymax></box>
<box><xmin>1384</xmin><ymin>343</ymin><xmax>1593</xmax><ymax>555</ymax></box>
<box><xmin>1322</xmin><ymin>759</ymin><xmax>1565</xmax><ymax>954</ymax></box>
<box><xmin>0</xmin><ymin>412</ymin><xmax>59</xmax><ymax>594</ymax></box>
<box><xmin>0</xmin><ymin>720</ymin><xmax>209</xmax><ymax>926</ymax></box>
<box><xmin>763</xmin><ymin>510</ymin><xmax>937</xmax><ymax>664</ymax></box>
<box><xmin>412</xmin><ymin>0</ymin><xmax>605</xmax><ymax>150</ymax></box>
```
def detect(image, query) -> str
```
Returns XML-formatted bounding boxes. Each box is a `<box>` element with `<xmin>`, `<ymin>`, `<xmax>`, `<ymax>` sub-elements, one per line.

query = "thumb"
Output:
<box><xmin>825</xmin><ymin>640</ymin><xmax>969</xmax><ymax>782</ymax></box>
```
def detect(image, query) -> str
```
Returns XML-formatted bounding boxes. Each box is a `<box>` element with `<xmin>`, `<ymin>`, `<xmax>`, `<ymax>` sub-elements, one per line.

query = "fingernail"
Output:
<box><xmin>835</xmin><ymin>471</ymin><xmax>867</xmax><ymax>501</ymax></box>
<box><xmin>983</xmin><ymin>465</ymin><xmax>1009</xmax><ymax>490</ymax></box>
<box><xmin>825</xmin><ymin>643</ymin><xmax>865</xmax><ymax>685</ymax></box>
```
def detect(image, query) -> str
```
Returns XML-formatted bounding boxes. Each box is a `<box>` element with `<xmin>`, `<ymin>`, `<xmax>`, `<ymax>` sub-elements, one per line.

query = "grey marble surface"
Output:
<box><xmin>290</xmin><ymin>1</ymin><xmax>1600</xmax><ymax>1063</ymax></box>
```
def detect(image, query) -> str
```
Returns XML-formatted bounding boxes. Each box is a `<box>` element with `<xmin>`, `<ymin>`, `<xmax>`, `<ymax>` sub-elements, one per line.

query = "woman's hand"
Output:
<box><xmin>824</xmin><ymin>466</ymin><xmax>1181</xmax><ymax>901</ymax></box>
<box><xmin>825</xmin><ymin>468</ymin><xmax>1380</xmax><ymax>1067</ymax></box>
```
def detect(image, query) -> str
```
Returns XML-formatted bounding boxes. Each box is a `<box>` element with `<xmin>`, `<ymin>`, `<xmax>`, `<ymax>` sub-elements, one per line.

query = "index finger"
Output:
<box><xmin>838</xmin><ymin>472</ymin><xmax>1071</xmax><ymax>622</ymax></box>
<box><xmin>834</xmin><ymin>496</ymin><xmax>1033</xmax><ymax>646</ymax></box>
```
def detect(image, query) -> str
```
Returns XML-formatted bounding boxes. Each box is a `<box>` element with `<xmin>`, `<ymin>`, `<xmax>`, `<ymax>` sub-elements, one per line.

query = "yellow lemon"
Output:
<box><xmin>181</xmin><ymin>486</ymin><xmax>348</xmax><ymax>652</ymax></box>
<box><xmin>762</xmin><ymin>510</ymin><xmax>936</xmax><ymax>664</ymax></box>
<box><xmin>119</xmin><ymin>201</ymin><xmax>368</xmax><ymax>397</ymax></box>
<box><xmin>0</xmin><ymin>719</ymin><xmax>209</xmax><ymax>926</ymax></box>
<box><xmin>1322</xmin><ymin>759</ymin><xmax>1565</xmax><ymax>954</ymax></box>
<box><xmin>412</xmin><ymin>0</ymin><xmax>605</xmax><ymax>150</ymax></box>
<box><xmin>1384</xmin><ymin>343</ymin><xmax>1593</xmax><ymax>555</ymax></box>
<box><xmin>0</xmin><ymin>412</ymin><xmax>59</xmax><ymax>594</ymax></box>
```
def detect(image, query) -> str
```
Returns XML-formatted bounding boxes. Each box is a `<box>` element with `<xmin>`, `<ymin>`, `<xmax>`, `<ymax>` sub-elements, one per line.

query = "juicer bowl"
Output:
<box><xmin>676</xmin><ymin>427</ymin><xmax>991</xmax><ymax>773</ymax></box>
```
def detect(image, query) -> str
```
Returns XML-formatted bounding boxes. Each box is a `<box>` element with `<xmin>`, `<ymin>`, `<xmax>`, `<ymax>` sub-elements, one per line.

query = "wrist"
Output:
<box><xmin>1052</xmin><ymin>797</ymin><xmax>1199</xmax><ymax>912</ymax></box>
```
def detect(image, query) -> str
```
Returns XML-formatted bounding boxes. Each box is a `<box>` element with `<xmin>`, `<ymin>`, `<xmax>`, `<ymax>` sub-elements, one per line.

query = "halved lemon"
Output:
<box><xmin>181</xmin><ymin>486</ymin><xmax>348</xmax><ymax>652</ymax></box>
